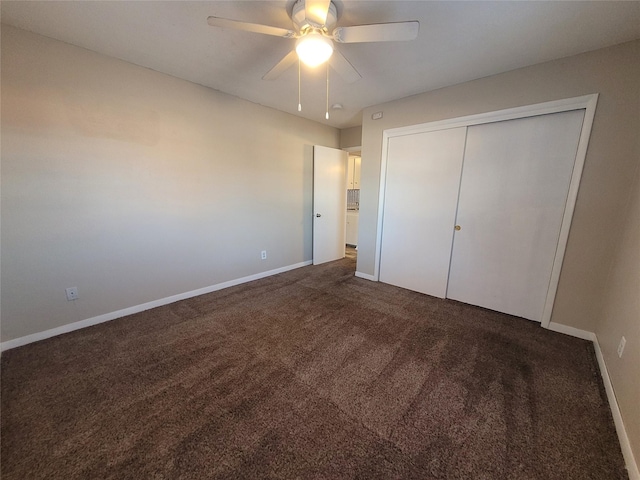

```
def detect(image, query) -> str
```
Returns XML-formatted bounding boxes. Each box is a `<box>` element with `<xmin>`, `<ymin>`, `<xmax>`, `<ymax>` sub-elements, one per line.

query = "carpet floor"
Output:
<box><xmin>1</xmin><ymin>250</ymin><xmax>628</xmax><ymax>479</ymax></box>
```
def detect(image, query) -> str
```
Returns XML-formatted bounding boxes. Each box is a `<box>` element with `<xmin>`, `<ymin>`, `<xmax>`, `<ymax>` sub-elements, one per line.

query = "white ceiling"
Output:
<box><xmin>2</xmin><ymin>1</ymin><xmax>639</xmax><ymax>129</ymax></box>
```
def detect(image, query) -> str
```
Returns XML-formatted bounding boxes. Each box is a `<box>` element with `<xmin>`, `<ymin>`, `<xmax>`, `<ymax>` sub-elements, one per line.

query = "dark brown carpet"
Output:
<box><xmin>1</xmin><ymin>250</ymin><xmax>628</xmax><ymax>479</ymax></box>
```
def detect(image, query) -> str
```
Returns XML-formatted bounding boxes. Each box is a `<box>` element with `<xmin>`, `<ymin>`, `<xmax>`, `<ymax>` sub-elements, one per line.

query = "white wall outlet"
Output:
<box><xmin>371</xmin><ymin>111</ymin><xmax>383</xmax><ymax>120</ymax></box>
<box><xmin>617</xmin><ymin>336</ymin><xmax>626</xmax><ymax>358</ymax></box>
<box><xmin>261</xmin><ymin>250</ymin><xmax>267</xmax><ymax>260</ymax></box>
<box><xmin>65</xmin><ymin>287</ymin><xmax>79</xmax><ymax>301</ymax></box>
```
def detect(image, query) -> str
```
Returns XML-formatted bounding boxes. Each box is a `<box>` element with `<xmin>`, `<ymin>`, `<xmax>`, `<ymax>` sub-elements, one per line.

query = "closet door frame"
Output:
<box><xmin>374</xmin><ymin>94</ymin><xmax>598</xmax><ymax>329</ymax></box>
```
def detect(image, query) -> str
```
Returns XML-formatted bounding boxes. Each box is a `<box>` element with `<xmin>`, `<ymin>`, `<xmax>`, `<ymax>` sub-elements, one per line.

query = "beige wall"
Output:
<box><xmin>357</xmin><ymin>39</ymin><xmax>640</xmax><ymax>466</ymax></box>
<box><xmin>598</xmin><ymin>164</ymin><xmax>640</xmax><ymax>467</ymax></box>
<box><xmin>1</xmin><ymin>26</ymin><xmax>339</xmax><ymax>341</ymax></box>
<box><xmin>339</xmin><ymin>125</ymin><xmax>362</xmax><ymax>149</ymax></box>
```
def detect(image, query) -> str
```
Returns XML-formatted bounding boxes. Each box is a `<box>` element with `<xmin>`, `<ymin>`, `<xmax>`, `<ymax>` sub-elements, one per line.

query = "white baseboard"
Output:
<box><xmin>593</xmin><ymin>335</ymin><xmax>640</xmax><ymax>480</ymax></box>
<box><xmin>545</xmin><ymin>322</ymin><xmax>637</xmax><ymax>478</ymax></box>
<box><xmin>355</xmin><ymin>271</ymin><xmax>377</xmax><ymax>281</ymax></box>
<box><xmin>0</xmin><ymin>260</ymin><xmax>312</xmax><ymax>352</ymax></box>
<box><xmin>547</xmin><ymin>321</ymin><xmax>596</xmax><ymax>341</ymax></box>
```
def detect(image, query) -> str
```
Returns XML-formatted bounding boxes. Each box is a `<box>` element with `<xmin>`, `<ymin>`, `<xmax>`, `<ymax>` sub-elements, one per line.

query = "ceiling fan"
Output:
<box><xmin>207</xmin><ymin>0</ymin><xmax>420</xmax><ymax>83</ymax></box>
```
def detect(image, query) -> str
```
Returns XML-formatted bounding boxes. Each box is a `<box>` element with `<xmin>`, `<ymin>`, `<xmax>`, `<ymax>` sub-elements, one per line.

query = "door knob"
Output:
<box><xmin>316</xmin><ymin>213</ymin><xmax>322</xmax><ymax>217</ymax></box>
<box><xmin>455</xmin><ymin>225</ymin><xmax>461</xmax><ymax>231</ymax></box>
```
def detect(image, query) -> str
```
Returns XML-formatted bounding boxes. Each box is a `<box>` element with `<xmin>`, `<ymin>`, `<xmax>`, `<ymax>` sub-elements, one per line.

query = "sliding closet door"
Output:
<box><xmin>446</xmin><ymin>110</ymin><xmax>585</xmax><ymax>321</ymax></box>
<box><xmin>379</xmin><ymin>127</ymin><xmax>466</xmax><ymax>297</ymax></box>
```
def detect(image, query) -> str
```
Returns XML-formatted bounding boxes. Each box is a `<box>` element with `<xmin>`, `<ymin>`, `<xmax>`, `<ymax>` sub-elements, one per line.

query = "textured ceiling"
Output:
<box><xmin>2</xmin><ymin>1</ymin><xmax>640</xmax><ymax>128</ymax></box>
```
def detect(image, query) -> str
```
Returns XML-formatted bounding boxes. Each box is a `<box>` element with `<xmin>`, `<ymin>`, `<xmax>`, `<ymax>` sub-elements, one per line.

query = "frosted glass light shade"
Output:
<box><xmin>296</xmin><ymin>33</ymin><xmax>333</xmax><ymax>67</ymax></box>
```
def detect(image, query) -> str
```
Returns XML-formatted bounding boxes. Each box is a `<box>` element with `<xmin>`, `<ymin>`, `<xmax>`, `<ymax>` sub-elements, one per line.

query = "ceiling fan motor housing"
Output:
<box><xmin>291</xmin><ymin>0</ymin><xmax>338</xmax><ymax>33</ymax></box>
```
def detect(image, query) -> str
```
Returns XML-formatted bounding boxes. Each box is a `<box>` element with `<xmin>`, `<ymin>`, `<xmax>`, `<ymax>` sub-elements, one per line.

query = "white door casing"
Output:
<box><xmin>374</xmin><ymin>95</ymin><xmax>598</xmax><ymax>328</ymax></box>
<box><xmin>446</xmin><ymin>110</ymin><xmax>585</xmax><ymax>321</ymax></box>
<box><xmin>313</xmin><ymin>145</ymin><xmax>348</xmax><ymax>265</ymax></box>
<box><xmin>379</xmin><ymin>127</ymin><xmax>467</xmax><ymax>297</ymax></box>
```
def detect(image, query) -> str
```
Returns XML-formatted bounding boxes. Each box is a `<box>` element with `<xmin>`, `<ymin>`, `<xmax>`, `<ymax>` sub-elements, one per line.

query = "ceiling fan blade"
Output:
<box><xmin>207</xmin><ymin>16</ymin><xmax>296</xmax><ymax>38</ymax></box>
<box><xmin>263</xmin><ymin>50</ymin><xmax>298</xmax><ymax>80</ymax></box>
<box><xmin>333</xmin><ymin>21</ymin><xmax>419</xmax><ymax>43</ymax></box>
<box><xmin>305</xmin><ymin>0</ymin><xmax>331</xmax><ymax>26</ymax></box>
<box><xmin>328</xmin><ymin>51</ymin><xmax>361</xmax><ymax>84</ymax></box>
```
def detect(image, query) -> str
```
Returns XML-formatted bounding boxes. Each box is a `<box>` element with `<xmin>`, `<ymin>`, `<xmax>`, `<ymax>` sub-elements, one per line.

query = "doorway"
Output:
<box><xmin>345</xmin><ymin>148</ymin><xmax>361</xmax><ymax>254</ymax></box>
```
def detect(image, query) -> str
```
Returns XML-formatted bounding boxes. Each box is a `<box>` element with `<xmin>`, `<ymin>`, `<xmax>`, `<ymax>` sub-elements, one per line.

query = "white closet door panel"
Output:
<box><xmin>380</xmin><ymin>127</ymin><xmax>467</xmax><ymax>297</ymax></box>
<box><xmin>447</xmin><ymin>110</ymin><xmax>585</xmax><ymax>321</ymax></box>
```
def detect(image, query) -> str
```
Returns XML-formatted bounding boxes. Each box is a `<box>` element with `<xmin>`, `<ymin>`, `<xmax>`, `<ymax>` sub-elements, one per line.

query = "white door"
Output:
<box><xmin>447</xmin><ymin>110</ymin><xmax>585</xmax><ymax>321</ymax></box>
<box><xmin>313</xmin><ymin>145</ymin><xmax>347</xmax><ymax>265</ymax></box>
<box><xmin>379</xmin><ymin>127</ymin><xmax>467</xmax><ymax>297</ymax></box>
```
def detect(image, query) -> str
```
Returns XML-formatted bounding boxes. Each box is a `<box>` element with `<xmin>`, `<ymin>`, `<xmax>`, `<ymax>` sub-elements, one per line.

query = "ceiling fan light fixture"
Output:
<box><xmin>296</xmin><ymin>33</ymin><xmax>333</xmax><ymax>67</ymax></box>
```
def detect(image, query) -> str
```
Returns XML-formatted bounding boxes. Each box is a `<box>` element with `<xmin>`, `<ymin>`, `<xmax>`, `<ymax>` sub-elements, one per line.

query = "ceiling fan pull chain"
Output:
<box><xmin>325</xmin><ymin>63</ymin><xmax>329</xmax><ymax>120</ymax></box>
<box><xmin>298</xmin><ymin>59</ymin><xmax>302</xmax><ymax>112</ymax></box>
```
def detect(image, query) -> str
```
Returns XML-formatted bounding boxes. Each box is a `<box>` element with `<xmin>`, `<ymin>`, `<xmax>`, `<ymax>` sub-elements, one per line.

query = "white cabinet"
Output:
<box><xmin>346</xmin><ymin>155</ymin><xmax>361</xmax><ymax>246</ymax></box>
<box><xmin>346</xmin><ymin>211</ymin><xmax>359</xmax><ymax>246</ymax></box>
<box><xmin>347</xmin><ymin>156</ymin><xmax>362</xmax><ymax>189</ymax></box>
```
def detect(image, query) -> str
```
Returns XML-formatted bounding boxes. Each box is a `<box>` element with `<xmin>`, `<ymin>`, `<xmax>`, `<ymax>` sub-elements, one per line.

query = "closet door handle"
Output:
<box><xmin>455</xmin><ymin>225</ymin><xmax>461</xmax><ymax>231</ymax></box>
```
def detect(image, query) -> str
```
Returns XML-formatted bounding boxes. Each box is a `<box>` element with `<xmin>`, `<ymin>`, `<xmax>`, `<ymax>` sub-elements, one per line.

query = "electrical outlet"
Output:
<box><xmin>617</xmin><ymin>336</ymin><xmax>626</xmax><ymax>358</ymax></box>
<box><xmin>65</xmin><ymin>287</ymin><xmax>79</xmax><ymax>301</ymax></box>
<box><xmin>261</xmin><ymin>250</ymin><xmax>267</xmax><ymax>260</ymax></box>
